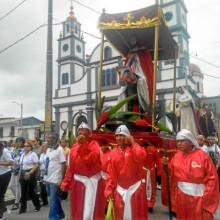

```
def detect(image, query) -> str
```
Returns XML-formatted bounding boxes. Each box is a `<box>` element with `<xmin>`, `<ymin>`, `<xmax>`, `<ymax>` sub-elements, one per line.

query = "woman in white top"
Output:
<box><xmin>176</xmin><ymin>86</ymin><xmax>198</xmax><ymax>137</ymax></box>
<box><xmin>18</xmin><ymin>142</ymin><xmax>41</xmax><ymax>214</ymax></box>
<box><xmin>0</xmin><ymin>142</ymin><xmax>13</xmax><ymax>219</ymax></box>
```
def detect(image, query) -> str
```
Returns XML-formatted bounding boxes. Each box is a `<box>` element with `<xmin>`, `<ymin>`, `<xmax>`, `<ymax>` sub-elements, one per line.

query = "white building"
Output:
<box><xmin>0</xmin><ymin>117</ymin><xmax>42</xmax><ymax>142</ymax></box>
<box><xmin>53</xmin><ymin>1</ymin><xmax>204</xmax><ymax>137</ymax></box>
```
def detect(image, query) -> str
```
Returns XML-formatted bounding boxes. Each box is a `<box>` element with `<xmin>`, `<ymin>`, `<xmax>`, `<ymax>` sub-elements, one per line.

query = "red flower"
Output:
<box><xmin>96</xmin><ymin>111</ymin><xmax>109</xmax><ymax>130</ymax></box>
<box><xmin>134</xmin><ymin>119</ymin><xmax>151</xmax><ymax>127</ymax></box>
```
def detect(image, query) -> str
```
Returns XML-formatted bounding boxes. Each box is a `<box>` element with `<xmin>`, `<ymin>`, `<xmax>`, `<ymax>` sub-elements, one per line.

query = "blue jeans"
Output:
<box><xmin>46</xmin><ymin>184</ymin><xmax>65</xmax><ymax>220</ymax></box>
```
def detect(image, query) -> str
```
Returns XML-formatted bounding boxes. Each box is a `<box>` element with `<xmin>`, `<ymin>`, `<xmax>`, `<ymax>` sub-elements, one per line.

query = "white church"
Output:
<box><xmin>53</xmin><ymin>0</ymin><xmax>204</xmax><ymax>137</ymax></box>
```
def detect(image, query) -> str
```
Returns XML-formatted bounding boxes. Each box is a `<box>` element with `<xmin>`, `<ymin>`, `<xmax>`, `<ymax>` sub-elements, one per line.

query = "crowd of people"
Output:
<box><xmin>0</xmin><ymin>122</ymin><xmax>220</xmax><ymax>220</ymax></box>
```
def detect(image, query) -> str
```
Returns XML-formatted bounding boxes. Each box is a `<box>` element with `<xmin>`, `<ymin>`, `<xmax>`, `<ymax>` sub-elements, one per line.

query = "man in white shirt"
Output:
<box><xmin>43</xmin><ymin>132</ymin><xmax>66</xmax><ymax>220</ymax></box>
<box><xmin>207</xmin><ymin>136</ymin><xmax>220</xmax><ymax>166</ymax></box>
<box><xmin>196</xmin><ymin>135</ymin><xmax>208</xmax><ymax>153</ymax></box>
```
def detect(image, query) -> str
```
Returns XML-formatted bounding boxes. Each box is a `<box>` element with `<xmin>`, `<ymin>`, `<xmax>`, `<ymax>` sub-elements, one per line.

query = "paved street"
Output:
<box><xmin>3</xmin><ymin>190</ymin><xmax>172</xmax><ymax>220</ymax></box>
<box><xmin>3</xmin><ymin>189</ymin><xmax>220</xmax><ymax>220</ymax></box>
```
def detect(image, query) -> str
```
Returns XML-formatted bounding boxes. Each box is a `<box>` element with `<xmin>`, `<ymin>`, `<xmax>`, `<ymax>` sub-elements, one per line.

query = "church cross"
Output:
<box><xmin>123</xmin><ymin>13</ymin><xmax>135</xmax><ymax>25</ymax></box>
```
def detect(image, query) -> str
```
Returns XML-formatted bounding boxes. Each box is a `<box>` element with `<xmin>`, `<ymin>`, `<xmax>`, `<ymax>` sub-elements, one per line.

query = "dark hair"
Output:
<box><xmin>50</xmin><ymin>132</ymin><xmax>59</xmax><ymax>142</ymax></box>
<box><xmin>16</xmin><ymin>137</ymin><xmax>25</xmax><ymax>145</ymax></box>
<box><xmin>35</xmin><ymin>138</ymin><xmax>42</xmax><ymax>146</ymax></box>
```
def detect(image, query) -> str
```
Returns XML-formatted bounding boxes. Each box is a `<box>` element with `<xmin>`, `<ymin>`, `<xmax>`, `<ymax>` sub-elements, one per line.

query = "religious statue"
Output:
<box><xmin>175</xmin><ymin>86</ymin><xmax>198</xmax><ymax>137</ymax></box>
<box><xmin>117</xmin><ymin>35</ymin><xmax>154</xmax><ymax>113</ymax></box>
<box><xmin>195</xmin><ymin>102</ymin><xmax>216</xmax><ymax>137</ymax></box>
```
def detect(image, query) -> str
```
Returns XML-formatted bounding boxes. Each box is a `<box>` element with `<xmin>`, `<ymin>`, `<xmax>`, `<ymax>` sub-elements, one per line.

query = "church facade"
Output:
<box><xmin>53</xmin><ymin>1</ymin><xmax>204</xmax><ymax>137</ymax></box>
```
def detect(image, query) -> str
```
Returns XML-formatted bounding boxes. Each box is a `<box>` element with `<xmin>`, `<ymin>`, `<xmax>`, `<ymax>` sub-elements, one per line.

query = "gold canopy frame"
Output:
<box><xmin>98</xmin><ymin>4</ymin><xmax>179</xmax><ymax>127</ymax></box>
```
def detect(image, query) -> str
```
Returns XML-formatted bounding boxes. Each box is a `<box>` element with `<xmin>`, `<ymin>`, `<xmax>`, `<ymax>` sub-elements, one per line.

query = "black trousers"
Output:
<box><xmin>0</xmin><ymin>171</ymin><xmax>11</xmax><ymax>218</ymax></box>
<box><xmin>40</xmin><ymin>180</ymin><xmax>48</xmax><ymax>204</ymax></box>
<box><xmin>19</xmin><ymin>171</ymin><xmax>40</xmax><ymax>211</ymax></box>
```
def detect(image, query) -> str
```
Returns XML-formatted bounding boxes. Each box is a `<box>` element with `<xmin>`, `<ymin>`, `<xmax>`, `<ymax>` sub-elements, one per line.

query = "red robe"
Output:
<box><xmin>105</xmin><ymin>144</ymin><xmax>148</xmax><ymax>220</ymax></box>
<box><xmin>125</xmin><ymin>49</ymin><xmax>153</xmax><ymax>105</ymax></box>
<box><xmin>169</xmin><ymin>148</ymin><xmax>219</xmax><ymax>220</ymax></box>
<box><xmin>143</xmin><ymin>147</ymin><xmax>162</xmax><ymax>208</ymax></box>
<box><xmin>61</xmin><ymin>141</ymin><xmax>106</xmax><ymax>220</ymax></box>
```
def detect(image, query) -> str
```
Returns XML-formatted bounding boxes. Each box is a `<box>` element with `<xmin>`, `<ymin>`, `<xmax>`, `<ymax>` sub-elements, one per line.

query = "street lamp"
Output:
<box><xmin>12</xmin><ymin>101</ymin><xmax>23</xmax><ymax>137</ymax></box>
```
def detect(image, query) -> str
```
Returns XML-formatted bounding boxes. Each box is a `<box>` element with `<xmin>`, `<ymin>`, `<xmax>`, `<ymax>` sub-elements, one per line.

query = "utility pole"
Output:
<box><xmin>45</xmin><ymin>0</ymin><xmax>53</xmax><ymax>139</ymax></box>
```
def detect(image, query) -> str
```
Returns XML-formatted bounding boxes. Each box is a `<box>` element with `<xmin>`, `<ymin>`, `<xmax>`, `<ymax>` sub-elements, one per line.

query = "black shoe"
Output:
<box><xmin>41</xmin><ymin>202</ymin><xmax>49</xmax><ymax>206</ymax></box>
<box><xmin>11</xmin><ymin>203</ymin><xmax>19</xmax><ymax>210</ymax></box>
<box><xmin>34</xmin><ymin>207</ymin><xmax>41</xmax><ymax>212</ymax></box>
<box><xmin>148</xmin><ymin>207</ymin><xmax>153</xmax><ymax>213</ymax></box>
<box><xmin>171</xmin><ymin>211</ymin><xmax>177</xmax><ymax>218</ymax></box>
<box><xmin>18</xmin><ymin>209</ymin><xmax>26</xmax><ymax>214</ymax></box>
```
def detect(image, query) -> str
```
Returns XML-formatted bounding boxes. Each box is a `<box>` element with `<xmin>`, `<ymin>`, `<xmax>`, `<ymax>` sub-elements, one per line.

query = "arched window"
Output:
<box><xmin>77</xmin><ymin>116</ymin><xmax>87</xmax><ymax>129</ymax></box>
<box><xmin>104</xmin><ymin>46</ymin><xmax>112</xmax><ymax>59</ymax></box>
<box><xmin>62</xmin><ymin>73</ymin><xmax>69</xmax><ymax>85</ymax></box>
<box><xmin>75</xmin><ymin>25</ymin><xmax>78</xmax><ymax>34</ymax></box>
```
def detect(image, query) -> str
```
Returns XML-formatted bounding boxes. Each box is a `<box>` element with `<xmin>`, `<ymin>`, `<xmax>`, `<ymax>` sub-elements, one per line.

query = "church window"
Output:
<box><xmin>63</xmin><ymin>44</ymin><xmax>69</xmax><ymax>52</ymax></box>
<box><xmin>62</xmin><ymin>73</ymin><xmax>69</xmax><ymax>85</ymax></box>
<box><xmin>104</xmin><ymin>46</ymin><xmax>112</xmax><ymax>59</ymax></box>
<box><xmin>164</xmin><ymin>12</ymin><xmax>173</xmax><ymax>22</ymax></box>
<box><xmin>77</xmin><ymin>116</ymin><xmax>87</xmax><ymax>129</ymax></box>
<box><xmin>75</xmin><ymin>25</ymin><xmax>78</xmax><ymax>34</ymax></box>
<box><xmin>164</xmin><ymin>60</ymin><xmax>174</xmax><ymax>65</ymax></box>
<box><xmin>112</xmin><ymin>69</ymin><xmax>117</xmax><ymax>85</ymax></box>
<box><xmin>107</xmin><ymin>69</ymin><xmax>111</xmax><ymax>86</ymax></box>
<box><xmin>197</xmin><ymin>82</ymin><xmax>200</xmax><ymax>92</ymax></box>
<box><xmin>102</xmin><ymin>68</ymin><xmax>118</xmax><ymax>87</ymax></box>
<box><xmin>66</xmin><ymin>24</ymin><xmax>70</xmax><ymax>33</ymax></box>
<box><xmin>213</xmin><ymin>103</ymin><xmax>217</xmax><ymax>111</ymax></box>
<box><xmin>102</xmin><ymin>71</ymin><xmax>106</xmax><ymax>87</ymax></box>
<box><xmin>0</xmin><ymin>127</ymin><xmax>3</xmax><ymax>138</ymax></box>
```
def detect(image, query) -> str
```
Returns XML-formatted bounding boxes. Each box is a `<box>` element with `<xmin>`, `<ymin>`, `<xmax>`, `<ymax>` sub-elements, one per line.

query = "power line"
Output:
<box><xmin>72</xmin><ymin>0</ymin><xmax>101</xmax><ymax>15</ymax></box>
<box><xmin>0</xmin><ymin>23</ymin><xmax>47</xmax><ymax>54</ymax></box>
<box><xmin>163</xmin><ymin>63</ymin><xmax>220</xmax><ymax>80</ymax></box>
<box><xmin>187</xmin><ymin>53</ymin><xmax>220</xmax><ymax>69</ymax></box>
<box><xmin>0</xmin><ymin>0</ymin><xmax>27</xmax><ymax>22</ymax></box>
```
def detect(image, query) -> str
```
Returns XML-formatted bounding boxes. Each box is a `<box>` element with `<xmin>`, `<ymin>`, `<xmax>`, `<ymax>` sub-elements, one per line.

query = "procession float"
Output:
<box><xmin>89</xmin><ymin>3</ymin><xmax>180</xmax><ymax>219</ymax></box>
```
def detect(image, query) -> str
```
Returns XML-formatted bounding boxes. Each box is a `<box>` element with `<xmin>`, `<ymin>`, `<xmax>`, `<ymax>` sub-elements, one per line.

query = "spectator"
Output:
<box><xmin>0</xmin><ymin>142</ymin><xmax>13</xmax><ymax>219</ymax></box>
<box><xmin>32</xmin><ymin>138</ymin><xmax>43</xmax><ymax>158</ymax></box>
<box><xmin>196</xmin><ymin>135</ymin><xmax>208</xmax><ymax>153</ymax></box>
<box><xmin>8</xmin><ymin>137</ymin><xmax>25</xmax><ymax>211</ymax></box>
<box><xmin>39</xmin><ymin>142</ymin><xmax>49</xmax><ymax>206</ymax></box>
<box><xmin>207</xmin><ymin>136</ymin><xmax>220</xmax><ymax>166</ymax></box>
<box><xmin>59</xmin><ymin>139</ymin><xmax>70</xmax><ymax>201</ymax></box>
<box><xmin>43</xmin><ymin>132</ymin><xmax>66</xmax><ymax>220</ymax></box>
<box><xmin>18</xmin><ymin>142</ymin><xmax>40</xmax><ymax>214</ymax></box>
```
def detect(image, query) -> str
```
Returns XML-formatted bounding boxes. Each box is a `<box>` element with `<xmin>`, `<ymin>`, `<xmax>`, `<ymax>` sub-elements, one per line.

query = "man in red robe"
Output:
<box><xmin>143</xmin><ymin>146</ymin><xmax>162</xmax><ymax>212</ymax></box>
<box><xmin>100</xmin><ymin>145</ymin><xmax>111</xmax><ymax>184</ymax></box>
<box><xmin>60</xmin><ymin>122</ymin><xmax>105</xmax><ymax>220</ymax></box>
<box><xmin>105</xmin><ymin>125</ymin><xmax>148</xmax><ymax>219</ymax></box>
<box><xmin>162</xmin><ymin>129</ymin><xmax>219</xmax><ymax>220</ymax></box>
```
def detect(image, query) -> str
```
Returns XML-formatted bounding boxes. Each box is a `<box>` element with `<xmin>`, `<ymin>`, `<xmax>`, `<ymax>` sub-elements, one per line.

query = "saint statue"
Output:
<box><xmin>117</xmin><ymin>35</ymin><xmax>154</xmax><ymax>113</ymax></box>
<box><xmin>175</xmin><ymin>86</ymin><xmax>198</xmax><ymax>137</ymax></box>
